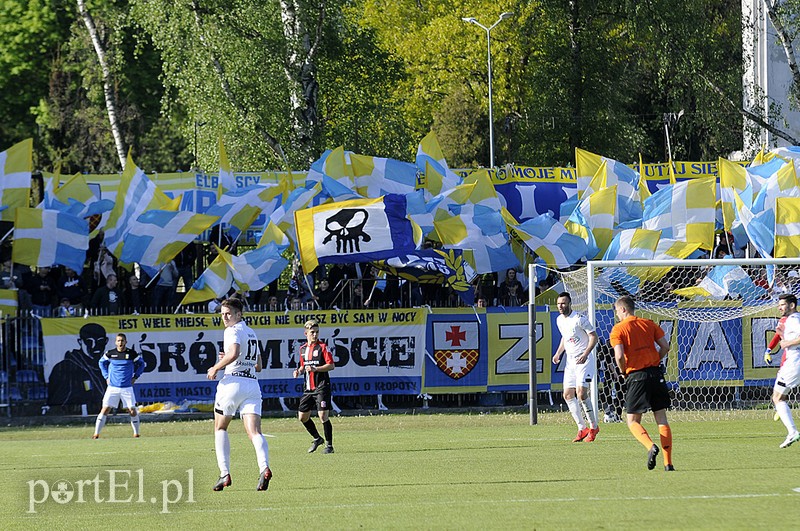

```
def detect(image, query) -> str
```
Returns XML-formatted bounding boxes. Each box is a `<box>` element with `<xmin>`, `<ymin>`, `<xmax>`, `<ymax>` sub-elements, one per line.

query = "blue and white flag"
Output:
<box><xmin>12</xmin><ymin>207</ymin><xmax>89</xmax><ymax>273</ymax></box>
<box><xmin>121</xmin><ymin>210</ymin><xmax>219</xmax><ymax>268</ymax></box>
<box><xmin>511</xmin><ymin>214</ymin><xmax>587</xmax><ymax>268</ymax></box>
<box><xmin>641</xmin><ymin>177</ymin><xmax>716</xmax><ymax>250</ymax></box>
<box><xmin>227</xmin><ymin>243</ymin><xmax>289</xmax><ymax>292</ymax></box>
<box><xmin>696</xmin><ymin>263</ymin><xmax>767</xmax><ymax>302</ymax></box>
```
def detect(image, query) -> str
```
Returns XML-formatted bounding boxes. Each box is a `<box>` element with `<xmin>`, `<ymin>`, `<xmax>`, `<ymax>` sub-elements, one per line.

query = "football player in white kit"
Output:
<box><xmin>553</xmin><ymin>292</ymin><xmax>600</xmax><ymax>442</ymax></box>
<box><xmin>774</xmin><ymin>293</ymin><xmax>800</xmax><ymax>448</ymax></box>
<box><xmin>207</xmin><ymin>297</ymin><xmax>272</xmax><ymax>491</ymax></box>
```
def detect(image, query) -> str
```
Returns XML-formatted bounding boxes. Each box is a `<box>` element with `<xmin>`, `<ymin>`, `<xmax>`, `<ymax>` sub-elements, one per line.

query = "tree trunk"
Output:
<box><xmin>279</xmin><ymin>0</ymin><xmax>324</xmax><ymax>164</ymax></box>
<box><xmin>567</xmin><ymin>0</ymin><xmax>583</xmax><ymax>153</ymax></box>
<box><xmin>76</xmin><ymin>0</ymin><xmax>127</xmax><ymax>170</ymax></box>
<box><xmin>701</xmin><ymin>74</ymin><xmax>800</xmax><ymax>145</ymax></box>
<box><xmin>190</xmin><ymin>0</ymin><xmax>289</xmax><ymax>169</ymax></box>
<box><xmin>763</xmin><ymin>0</ymin><xmax>800</xmax><ymax>104</ymax></box>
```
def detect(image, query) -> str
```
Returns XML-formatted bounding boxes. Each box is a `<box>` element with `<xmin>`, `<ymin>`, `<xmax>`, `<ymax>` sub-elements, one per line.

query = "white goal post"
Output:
<box><xmin>530</xmin><ymin>257</ymin><xmax>800</xmax><ymax>425</ymax></box>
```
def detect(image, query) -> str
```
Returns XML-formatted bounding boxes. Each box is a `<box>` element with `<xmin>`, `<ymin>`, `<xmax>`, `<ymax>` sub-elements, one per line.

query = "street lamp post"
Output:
<box><xmin>462</xmin><ymin>12</ymin><xmax>513</xmax><ymax>169</ymax></box>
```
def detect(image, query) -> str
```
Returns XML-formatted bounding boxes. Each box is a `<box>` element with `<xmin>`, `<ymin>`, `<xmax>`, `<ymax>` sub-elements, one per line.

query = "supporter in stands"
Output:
<box><xmin>57</xmin><ymin>267</ymin><xmax>86</xmax><ymax>314</ymax></box>
<box><xmin>151</xmin><ymin>260</ymin><xmax>179</xmax><ymax>310</ymax></box>
<box><xmin>26</xmin><ymin>266</ymin><xmax>56</xmax><ymax>317</ymax></box>
<box><xmin>0</xmin><ymin>258</ymin><xmax>22</xmax><ymax>289</ymax></box>
<box><xmin>475</xmin><ymin>273</ymin><xmax>497</xmax><ymax>306</ymax></box>
<box><xmin>57</xmin><ymin>297</ymin><xmax>76</xmax><ymax>317</ymax></box>
<box><xmin>93</xmin><ymin>245</ymin><xmax>117</xmax><ymax>290</ymax></box>
<box><xmin>383</xmin><ymin>273</ymin><xmax>401</xmax><ymax>308</ymax></box>
<box><xmin>174</xmin><ymin>243</ymin><xmax>197</xmax><ymax>297</ymax></box>
<box><xmin>289</xmin><ymin>297</ymin><xmax>302</xmax><ymax>311</ymax></box>
<box><xmin>264</xmin><ymin>295</ymin><xmax>279</xmax><ymax>312</ymax></box>
<box><xmin>91</xmin><ymin>273</ymin><xmax>123</xmax><ymax>315</ymax></box>
<box><xmin>127</xmin><ymin>274</ymin><xmax>144</xmax><ymax>315</ymax></box>
<box><xmin>314</xmin><ymin>279</ymin><xmax>335</xmax><ymax>309</ymax></box>
<box><xmin>498</xmin><ymin>268</ymin><xmax>525</xmax><ymax>306</ymax></box>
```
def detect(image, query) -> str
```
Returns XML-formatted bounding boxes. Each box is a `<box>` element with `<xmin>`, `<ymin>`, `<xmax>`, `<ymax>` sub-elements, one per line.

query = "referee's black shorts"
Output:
<box><xmin>625</xmin><ymin>366</ymin><xmax>671</xmax><ymax>414</ymax></box>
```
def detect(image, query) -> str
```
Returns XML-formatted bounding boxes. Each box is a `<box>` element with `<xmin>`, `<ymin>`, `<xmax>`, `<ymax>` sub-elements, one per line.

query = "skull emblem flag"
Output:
<box><xmin>295</xmin><ymin>194</ymin><xmax>419</xmax><ymax>273</ymax></box>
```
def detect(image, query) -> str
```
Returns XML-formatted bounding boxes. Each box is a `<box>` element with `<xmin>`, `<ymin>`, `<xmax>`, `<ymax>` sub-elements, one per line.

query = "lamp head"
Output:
<box><xmin>500</xmin><ymin>12</ymin><xmax>514</xmax><ymax>20</ymax></box>
<box><xmin>462</xmin><ymin>17</ymin><xmax>477</xmax><ymax>23</ymax></box>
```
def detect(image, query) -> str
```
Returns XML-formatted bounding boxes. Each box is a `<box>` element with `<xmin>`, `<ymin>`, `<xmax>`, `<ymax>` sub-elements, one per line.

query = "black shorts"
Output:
<box><xmin>298</xmin><ymin>389</ymin><xmax>332</xmax><ymax>413</ymax></box>
<box><xmin>625</xmin><ymin>367</ymin><xmax>671</xmax><ymax>414</ymax></box>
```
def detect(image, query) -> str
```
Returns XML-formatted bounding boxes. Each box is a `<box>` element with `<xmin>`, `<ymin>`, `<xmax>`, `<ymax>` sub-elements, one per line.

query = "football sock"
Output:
<box><xmin>323</xmin><ymin>420</ymin><xmax>333</xmax><ymax>445</ymax></box>
<box><xmin>94</xmin><ymin>414</ymin><xmax>107</xmax><ymax>436</ymax></box>
<box><xmin>303</xmin><ymin>419</ymin><xmax>322</xmax><ymax>440</ymax></box>
<box><xmin>580</xmin><ymin>397</ymin><xmax>598</xmax><ymax>428</ymax></box>
<box><xmin>775</xmin><ymin>401</ymin><xmax>797</xmax><ymax>433</ymax></box>
<box><xmin>215</xmin><ymin>430</ymin><xmax>231</xmax><ymax>476</ymax></box>
<box><xmin>251</xmin><ymin>434</ymin><xmax>269</xmax><ymax>473</ymax></box>
<box><xmin>566</xmin><ymin>397</ymin><xmax>586</xmax><ymax>429</ymax></box>
<box><xmin>130</xmin><ymin>412</ymin><xmax>140</xmax><ymax>436</ymax></box>
<box><xmin>628</xmin><ymin>421</ymin><xmax>655</xmax><ymax>449</ymax></box>
<box><xmin>658</xmin><ymin>424</ymin><xmax>673</xmax><ymax>466</ymax></box>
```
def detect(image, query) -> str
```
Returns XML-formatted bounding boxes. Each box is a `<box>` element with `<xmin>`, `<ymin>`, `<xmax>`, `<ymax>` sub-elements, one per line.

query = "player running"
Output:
<box><xmin>207</xmin><ymin>297</ymin><xmax>273</xmax><ymax>491</ymax></box>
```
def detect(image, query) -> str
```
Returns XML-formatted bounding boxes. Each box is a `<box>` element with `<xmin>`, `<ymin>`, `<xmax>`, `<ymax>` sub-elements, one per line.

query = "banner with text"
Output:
<box><xmin>39</xmin><ymin>305</ymin><xmax>779</xmax><ymax>404</ymax></box>
<box><xmin>41</xmin><ymin>309</ymin><xmax>425</xmax><ymax>405</ymax></box>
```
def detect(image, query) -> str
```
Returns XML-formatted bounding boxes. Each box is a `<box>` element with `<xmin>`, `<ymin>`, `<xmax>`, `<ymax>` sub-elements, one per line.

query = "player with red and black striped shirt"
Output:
<box><xmin>293</xmin><ymin>320</ymin><xmax>336</xmax><ymax>454</ymax></box>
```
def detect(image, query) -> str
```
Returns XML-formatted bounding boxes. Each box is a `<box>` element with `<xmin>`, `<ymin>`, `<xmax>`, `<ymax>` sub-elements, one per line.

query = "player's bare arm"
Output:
<box><xmin>613</xmin><ymin>344</ymin><xmax>626</xmax><ymax>375</ymax></box>
<box><xmin>207</xmin><ymin>343</ymin><xmax>241</xmax><ymax>380</ymax></box>
<box><xmin>552</xmin><ymin>338</ymin><xmax>565</xmax><ymax>364</ymax></box>
<box><xmin>656</xmin><ymin>337</ymin><xmax>670</xmax><ymax>360</ymax></box>
<box><xmin>576</xmin><ymin>331</ymin><xmax>599</xmax><ymax>364</ymax></box>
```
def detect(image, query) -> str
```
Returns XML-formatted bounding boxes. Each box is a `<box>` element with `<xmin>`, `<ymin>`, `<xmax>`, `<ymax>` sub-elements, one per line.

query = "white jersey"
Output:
<box><xmin>556</xmin><ymin>311</ymin><xmax>596</xmax><ymax>364</ymax></box>
<box><xmin>223</xmin><ymin>321</ymin><xmax>259</xmax><ymax>380</ymax></box>
<box><xmin>776</xmin><ymin>313</ymin><xmax>800</xmax><ymax>392</ymax></box>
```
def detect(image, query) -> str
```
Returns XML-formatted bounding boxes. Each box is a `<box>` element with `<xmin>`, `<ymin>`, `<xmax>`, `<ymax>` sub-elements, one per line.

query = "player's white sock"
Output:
<box><xmin>580</xmin><ymin>397</ymin><xmax>598</xmax><ymax>428</ymax></box>
<box><xmin>94</xmin><ymin>414</ymin><xmax>107</xmax><ymax>436</ymax></box>
<box><xmin>215</xmin><ymin>430</ymin><xmax>231</xmax><ymax>476</ymax></box>
<box><xmin>130</xmin><ymin>411</ymin><xmax>140</xmax><ymax>436</ymax></box>
<box><xmin>775</xmin><ymin>401</ymin><xmax>798</xmax><ymax>434</ymax></box>
<box><xmin>251</xmin><ymin>434</ymin><xmax>270</xmax><ymax>473</ymax></box>
<box><xmin>566</xmin><ymin>397</ymin><xmax>585</xmax><ymax>429</ymax></box>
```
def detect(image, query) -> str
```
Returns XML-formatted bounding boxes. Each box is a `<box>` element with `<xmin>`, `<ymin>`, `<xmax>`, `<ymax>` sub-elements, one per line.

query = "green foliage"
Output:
<box><xmin>0</xmin><ymin>0</ymin><xmax>772</xmax><ymax>173</ymax></box>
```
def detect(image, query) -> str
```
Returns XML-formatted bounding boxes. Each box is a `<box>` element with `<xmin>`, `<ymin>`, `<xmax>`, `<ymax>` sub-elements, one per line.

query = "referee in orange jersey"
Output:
<box><xmin>610</xmin><ymin>295</ymin><xmax>674</xmax><ymax>471</ymax></box>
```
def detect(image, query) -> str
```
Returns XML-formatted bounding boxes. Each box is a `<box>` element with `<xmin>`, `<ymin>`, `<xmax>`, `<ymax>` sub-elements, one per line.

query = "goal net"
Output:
<box><xmin>539</xmin><ymin>257</ymin><xmax>800</xmax><ymax>421</ymax></box>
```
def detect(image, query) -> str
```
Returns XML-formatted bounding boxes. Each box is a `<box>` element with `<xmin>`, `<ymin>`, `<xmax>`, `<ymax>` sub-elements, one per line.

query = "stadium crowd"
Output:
<box><xmin>0</xmin><ymin>232</ymin><xmax>541</xmax><ymax>318</ymax></box>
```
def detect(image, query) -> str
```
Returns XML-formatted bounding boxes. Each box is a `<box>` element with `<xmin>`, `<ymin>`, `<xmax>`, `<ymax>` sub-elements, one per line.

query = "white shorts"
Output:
<box><xmin>214</xmin><ymin>377</ymin><xmax>262</xmax><ymax>417</ymax></box>
<box><xmin>563</xmin><ymin>356</ymin><xmax>596</xmax><ymax>390</ymax></box>
<box><xmin>102</xmin><ymin>386</ymin><xmax>137</xmax><ymax>409</ymax></box>
<box><xmin>774</xmin><ymin>360</ymin><xmax>800</xmax><ymax>395</ymax></box>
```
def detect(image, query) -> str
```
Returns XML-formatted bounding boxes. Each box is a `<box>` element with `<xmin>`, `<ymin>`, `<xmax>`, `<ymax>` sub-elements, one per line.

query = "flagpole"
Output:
<box><xmin>144</xmin><ymin>263</ymin><xmax>167</xmax><ymax>290</ymax></box>
<box><xmin>302</xmin><ymin>274</ymin><xmax>321</xmax><ymax>310</ymax></box>
<box><xmin>0</xmin><ymin>227</ymin><xmax>14</xmax><ymax>245</ymax></box>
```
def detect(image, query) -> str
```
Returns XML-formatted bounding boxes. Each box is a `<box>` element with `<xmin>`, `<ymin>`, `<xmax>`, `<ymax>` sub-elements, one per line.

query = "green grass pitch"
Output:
<box><xmin>1</xmin><ymin>411</ymin><xmax>800</xmax><ymax>529</ymax></box>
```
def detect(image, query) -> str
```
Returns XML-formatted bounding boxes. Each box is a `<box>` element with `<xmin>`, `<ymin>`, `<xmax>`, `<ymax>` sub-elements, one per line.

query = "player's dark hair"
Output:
<box><xmin>779</xmin><ymin>293</ymin><xmax>798</xmax><ymax>307</ymax></box>
<box><xmin>117</xmin><ymin>333</ymin><xmax>127</xmax><ymax>340</ymax></box>
<box><xmin>557</xmin><ymin>292</ymin><xmax>571</xmax><ymax>302</ymax></box>
<box><xmin>221</xmin><ymin>297</ymin><xmax>244</xmax><ymax>313</ymax></box>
